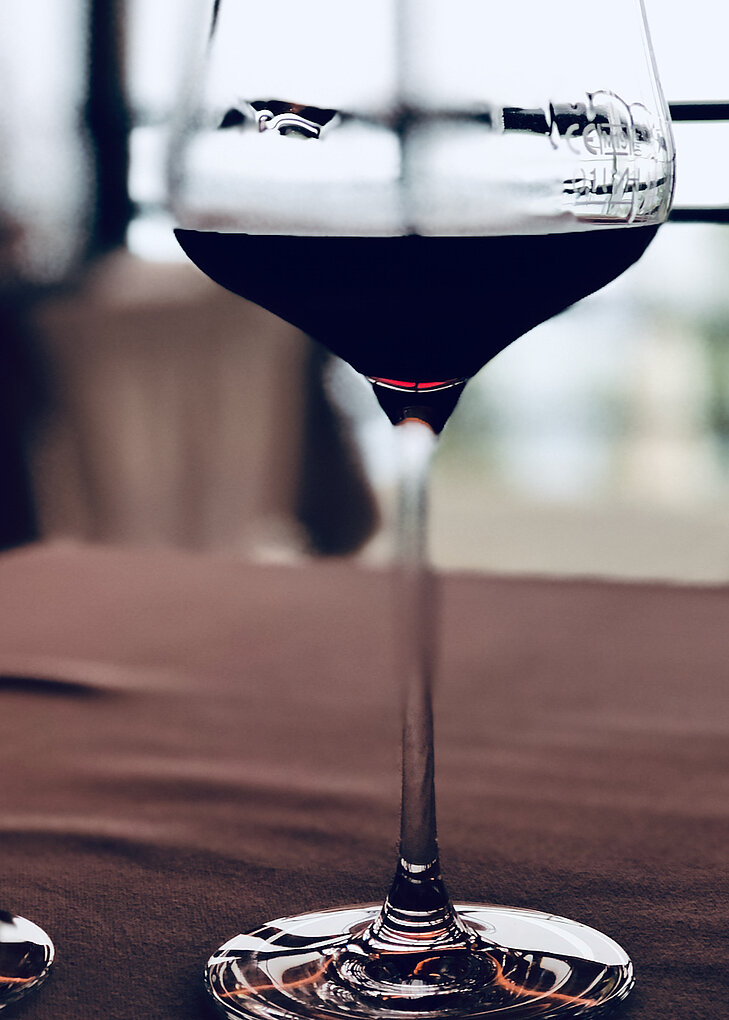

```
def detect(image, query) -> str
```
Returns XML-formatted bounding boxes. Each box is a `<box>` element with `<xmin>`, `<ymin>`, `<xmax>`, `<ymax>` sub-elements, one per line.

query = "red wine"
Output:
<box><xmin>175</xmin><ymin>227</ymin><xmax>657</xmax><ymax>430</ymax></box>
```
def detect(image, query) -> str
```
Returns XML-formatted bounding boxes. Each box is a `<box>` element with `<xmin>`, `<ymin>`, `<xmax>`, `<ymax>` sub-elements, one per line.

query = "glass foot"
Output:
<box><xmin>204</xmin><ymin>904</ymin><xmax>634</xmax><ymax>1019</ymax></box>
<box><xmin>0</xmin><ymin>912</ymin><xmax>54</xmax><ymax>1009</ymax></box>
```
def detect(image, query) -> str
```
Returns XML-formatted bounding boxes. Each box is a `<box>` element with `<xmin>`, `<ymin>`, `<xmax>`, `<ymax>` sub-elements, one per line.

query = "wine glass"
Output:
<box><xmin>168</xmin><ymin>2</ymin><xmax>674</xmax><ymax>1017</ymax></box>
<box><xmin>0</xmin><ymin>911</ymin><xmax>54</xmax><ymax>1010</ymax></box>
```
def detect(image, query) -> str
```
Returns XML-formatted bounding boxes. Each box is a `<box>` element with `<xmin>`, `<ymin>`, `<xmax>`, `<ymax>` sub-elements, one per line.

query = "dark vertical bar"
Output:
<box><xmin>84</xmin><ymin>0</ymin><xmax>133</xmax><ymax>255</ymax></box>
<box><xmin>211</xmin><ymin>0</ymin><xmax>222</xmax><ymax>35</ymax></box>
<box><xmin>0</xmin><ymin>296</ymin><xmax>44</xmax><ymax>551</ymax></box>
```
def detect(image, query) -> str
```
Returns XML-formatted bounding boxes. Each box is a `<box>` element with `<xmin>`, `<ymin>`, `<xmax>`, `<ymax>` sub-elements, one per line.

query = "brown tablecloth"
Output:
<box><xmin>1</xmin><ymin>543</ymin><xmax>728</xmax><ymax>1019</ymax></box>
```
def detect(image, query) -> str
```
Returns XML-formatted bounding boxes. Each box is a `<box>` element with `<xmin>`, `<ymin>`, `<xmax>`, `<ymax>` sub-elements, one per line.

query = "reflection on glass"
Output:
<box><xmin>0</xmin><ymin>911</ymin><xmax>54</xmax><ymax>1010</ymax></box>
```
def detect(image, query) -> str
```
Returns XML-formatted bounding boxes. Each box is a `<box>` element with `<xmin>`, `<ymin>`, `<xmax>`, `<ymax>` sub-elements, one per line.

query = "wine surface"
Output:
<box><xmin>175</xmin><ymin>227</ymin><xmax>657</xmax><ymax>428</ymax></box>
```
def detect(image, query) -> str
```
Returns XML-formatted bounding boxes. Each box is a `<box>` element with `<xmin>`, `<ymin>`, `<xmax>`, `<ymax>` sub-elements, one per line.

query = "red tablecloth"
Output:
<box><xmin>1</xmin><ymin>543</ymin><xmax>727</xmax><ymax>1018</ymax></box>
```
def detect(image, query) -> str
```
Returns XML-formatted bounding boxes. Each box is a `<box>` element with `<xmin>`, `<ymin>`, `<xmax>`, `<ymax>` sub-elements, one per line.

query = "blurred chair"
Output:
<box><xmin>25</xmin><ymin>248</ymin><xmax>378</xmax><ymax>557</ymax></box>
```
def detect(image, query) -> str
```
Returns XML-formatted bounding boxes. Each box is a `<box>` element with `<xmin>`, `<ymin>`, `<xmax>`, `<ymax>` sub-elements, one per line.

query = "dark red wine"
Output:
<box><xmin>175</xmin><ymin>227</ymin><xmax>657</xmax><ymax>430</ymax></box>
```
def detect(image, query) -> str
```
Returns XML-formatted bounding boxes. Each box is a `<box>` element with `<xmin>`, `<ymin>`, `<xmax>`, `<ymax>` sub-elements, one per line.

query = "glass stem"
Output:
<box><xmin>367</xmin><ymin>418</ymin><xmax>469</xmax><ymax>953</ymax></box>
<box><xmin>395</xmin><ymin>418</ymin><xmax>438</xmax><ymax>866</ymax></box>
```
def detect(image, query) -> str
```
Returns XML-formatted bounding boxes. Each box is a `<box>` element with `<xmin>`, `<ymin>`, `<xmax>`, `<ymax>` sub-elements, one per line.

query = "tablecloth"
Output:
<box><xmin>1</xmin><ymin>542</ymin><xmax>727</xmax><ymax>1018</ymax></box>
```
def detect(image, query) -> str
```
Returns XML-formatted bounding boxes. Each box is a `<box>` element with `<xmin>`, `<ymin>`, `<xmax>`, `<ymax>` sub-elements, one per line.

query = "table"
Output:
<box><xmin>1</xmin><ymin>543</ymin><xmax>727</xmax><ymax>1018</ymax></box>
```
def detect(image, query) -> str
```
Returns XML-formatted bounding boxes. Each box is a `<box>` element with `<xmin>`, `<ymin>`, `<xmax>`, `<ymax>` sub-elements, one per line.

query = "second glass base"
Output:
<box><xmin>204</xmin><ymin>903</ymin><xmax>633</xmax><ymax>1019</ymax></box>
<box><xmin>0</xmin><ymin>912</ymin><xmax>54</xmax><ymax>1009</ymax></box>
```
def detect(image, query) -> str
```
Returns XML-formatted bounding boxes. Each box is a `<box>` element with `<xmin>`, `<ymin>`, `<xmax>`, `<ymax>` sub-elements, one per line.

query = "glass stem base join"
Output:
<box><xmin>204</xmin><ymin>889</ymin><xmax>635</xmax><ymax>1019</ymax></box>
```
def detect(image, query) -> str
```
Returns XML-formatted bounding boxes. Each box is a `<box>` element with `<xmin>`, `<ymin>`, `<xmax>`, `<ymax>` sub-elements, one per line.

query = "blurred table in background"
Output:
<box><xmin>1</xmin><ymin>541</ymin><xmax>727</xmax><ymax>1018</ymax></box>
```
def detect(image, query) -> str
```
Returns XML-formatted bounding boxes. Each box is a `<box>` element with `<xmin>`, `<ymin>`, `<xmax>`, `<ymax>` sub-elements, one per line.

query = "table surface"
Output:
<box><xmin>1</xmin><ymin>542</ymin><xmax>728</xmax><ymax>1019</ymax></box>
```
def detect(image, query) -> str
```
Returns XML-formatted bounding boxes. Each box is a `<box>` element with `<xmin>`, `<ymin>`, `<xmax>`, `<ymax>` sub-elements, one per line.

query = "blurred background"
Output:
<box><xmin>1</xmin><ymin>0</ymin><xmax>728</xmax><ymax>582</ymax></box>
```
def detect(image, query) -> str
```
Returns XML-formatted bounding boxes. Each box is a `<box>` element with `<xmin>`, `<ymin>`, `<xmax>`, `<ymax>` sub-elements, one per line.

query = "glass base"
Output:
<box><xmin>0</xmin><ymin>912</ymin><xmax>54</xmax><ymax>1009</ymax></box>
<box><xmin>204</xmin><ymin>904</ymin><xmax>634</xmax><ymax>1019</ymax></box>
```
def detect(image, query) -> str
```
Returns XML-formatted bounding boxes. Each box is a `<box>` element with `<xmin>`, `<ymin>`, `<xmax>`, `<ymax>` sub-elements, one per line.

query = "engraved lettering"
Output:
<box><xmin>565</xmin><ymin>123</ymin><xmax>581</xmax><ymax>155</ymax></box>
<box><xmin>583</xmin><ymin>123</ymin><xmax>600</xmax><ymax>155</ymax></box>
<box><xmin>499</xmin><ymin>89</ymin><xmax>671</xmax><ymax>221</ymax></box>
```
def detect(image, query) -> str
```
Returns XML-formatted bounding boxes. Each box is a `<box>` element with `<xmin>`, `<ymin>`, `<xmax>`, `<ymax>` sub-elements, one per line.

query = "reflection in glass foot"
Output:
<box><xmin>205</xmin><ymin>904</ymin><xmax>633</xmax><ymax>1019</ymax></box>
<box><xmin>0</xmin><ymin>912</ymin><xmax>54</xmax><ymax>1009</ymax></box>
